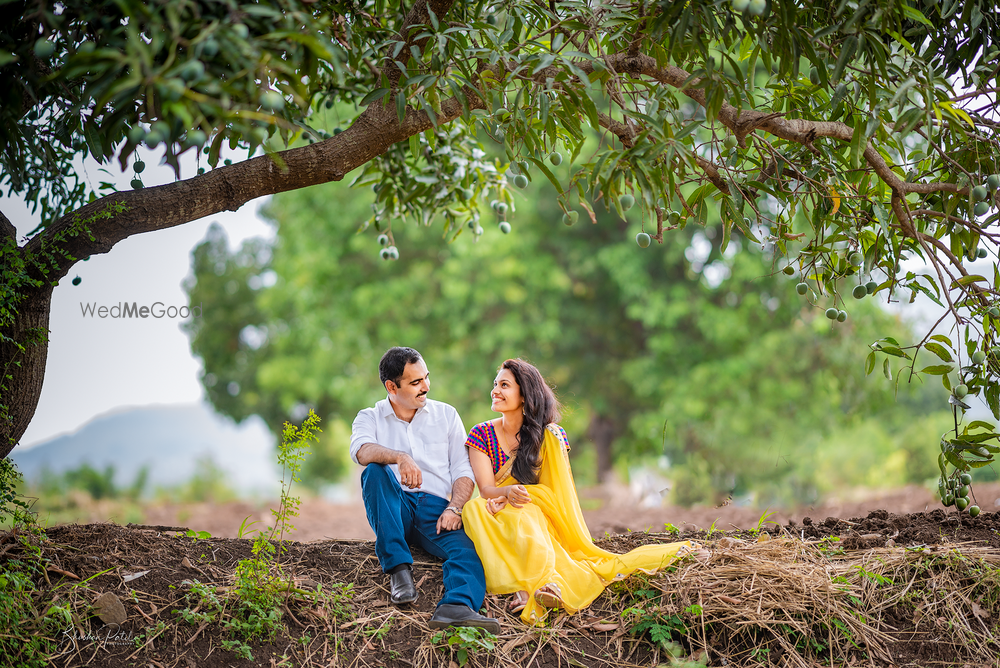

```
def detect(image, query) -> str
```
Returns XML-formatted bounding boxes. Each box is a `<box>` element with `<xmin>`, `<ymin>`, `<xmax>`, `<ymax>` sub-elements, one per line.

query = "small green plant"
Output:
<box><xmin>221</xmin><ymin>638</ymin><xmax>254</xmax><ymax>661</ymax></box>
<box><xmin>431</xmin><ymin>625</ymin><xmax>497</xmax><ymax>667</ymax></box>
<box><xmin>705</xmin><ymin>518</ymin><xmax>721</xmax><ymax>538</ymax></box>
<box><xmin>229</xmin><ymin>410</ymin><xmax>321</xmax><ymax>642</ymax></box>
<box><xmin>0</xmin><ymin>459</ymin><xmax>34</xmax><ymax>529</ymax></box>
<box><xmin>133</xmin><ymin>620</ymin><xmax>168</xmax><ymax>649</ymax></box>
<box><xmin>854</xmin><ymin>566</ymin><xmax>894</xmax><ymax>587</ymax></box>
<box><xmin>664</xmin><ymin>522</ymin><xmax>681</xmax><ymax>536</ymax></box>
<box><xmin>817</xmin><ymin>536</ymin><xmax>844</xmax><ymax>556</ymax></box>
<box><xmin>362</xmin><ymin>617</ymin><xmax>393</xmax><ymax>642</ymax></box>
<box><xmin>0</xmin><ymin>460</ymin><xmax>62</xmax><ymax>668</ymax></box>
<box><xmin>749</xmin><ymin>508</ymin><xmax>778</xmax><ymax>536</ymax></box>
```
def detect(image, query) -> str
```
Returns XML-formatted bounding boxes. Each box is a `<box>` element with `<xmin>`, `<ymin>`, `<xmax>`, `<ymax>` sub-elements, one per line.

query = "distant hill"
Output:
<box><xmin>10</xmin><ymin>404</ymin><xmax>280</xmax><ymax>495</ymax></box>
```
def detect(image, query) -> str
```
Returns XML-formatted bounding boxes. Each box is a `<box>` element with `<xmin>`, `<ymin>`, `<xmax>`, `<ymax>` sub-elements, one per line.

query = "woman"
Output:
<box><xmin>462</xmin><ymin>359</ymin><xmax>704</xmax><ymax>625</ymax></box>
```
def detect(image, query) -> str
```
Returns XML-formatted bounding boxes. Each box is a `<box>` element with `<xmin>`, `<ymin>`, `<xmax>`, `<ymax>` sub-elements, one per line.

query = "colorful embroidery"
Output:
<box><xmin>465</xmin><ymin>422</ymin><xmax>509</xmax><ymax>475</ymax></box>
<box><xmin>467</xmin><ymin>422</ymin><xmax>571</xmax><ymax>475</ymax></box>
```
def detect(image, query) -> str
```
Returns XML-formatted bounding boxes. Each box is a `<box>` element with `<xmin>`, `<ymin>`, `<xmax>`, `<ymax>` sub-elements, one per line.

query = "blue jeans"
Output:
<box><xmin>361</xmin><ymin>463</ymin><xmax>486</xmax><ymax>610</ymax></box>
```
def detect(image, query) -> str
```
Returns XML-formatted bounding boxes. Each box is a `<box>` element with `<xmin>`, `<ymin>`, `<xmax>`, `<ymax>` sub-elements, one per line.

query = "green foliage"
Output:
<box><xmin>298</xmin><ymin>418</ymin><xmax>352</xmax><ymax>492</ymax></box>
<box><xmin>0</xmin><ymin>459</ymin><xmax>31</xmax><ymax>525</ymax></box>
<box><xmin>227</xmin><ymin>410</ymin><xmax>321</xmax><ymax>646</ymax></box>
<box><xmin>163</xmin><ymin>455</ymin><xmax>237</xmax><ymax>503</ymax></box>
<box><xmin>934</xmin><ymin>416</ymin><xmax>999</xmax><ymax>512</ymax></box>
<box><xmin>0</xmin><ymin>462</ymin><xmax>60</xmax><ymax>668</ymax></box>
<box><xmin>188</xmin><ymin>163</ymin><xmax>951</xmax><ymax>503</ymax></box>
<box><xmin>431</xmin><ymin>625</ymin><xmax>497</xmax><ymax>667</ymax></box>
<box><xmin>0</xmin><ymin>0</ymin><xmax>343</xmax><ymax>224</ymax></box>
<box><xmin>4</xmin><ymin>0</ymin><xmax>1000</xmax><ymax>502</ymax></box>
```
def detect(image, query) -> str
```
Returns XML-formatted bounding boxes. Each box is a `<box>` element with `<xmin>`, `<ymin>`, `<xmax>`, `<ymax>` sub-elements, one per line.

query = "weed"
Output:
<box><xmin>854</xmin><ymin>565</ymin><xmax>894</xmax><ymax>587</ymax></box>
<box><xmin>749</xmin><ymin>508</ymin><xmax>778</xmax><ymax>536</ymax></box>
<box><xmin>705</xmin><ymin>518</ymin><xmax>721</xmax><ymax>538</ymax></box>
<box><xmin>221</xmin><ymin>638</ymin><xmax>254</xmax><ymax>660</ymax></box>
<box><xmin>0</xmin><ymin>460</ymin><xmax>62</xmax><ymax>668</ymax></box>
<box><xmin>664</xmin><ymin>522</ymin><xmax>681</xmax><ymax>536</ymax></box>
<box><xmin>362</xmin><ymin>617</ymin><xmax>393</xmax><ymax>642</ymax></box>
<box><xmin>133</xmin><ymin>620</ymin><xmax>168</xmax><ymax>649</ymax></box>
<box><xmin>817</xmin><ymin>536</ymin><xmax>844</xmax><ymax>555</ymax></box>
<box><xmin>431</xmin><ymin>625</ymin><xmax>496</xmax><ymax>667</ymax></box>
<box><xmin>229</xmin><ymin>410</ymin><xmax>322</xmax><ymax>643</ymax></box>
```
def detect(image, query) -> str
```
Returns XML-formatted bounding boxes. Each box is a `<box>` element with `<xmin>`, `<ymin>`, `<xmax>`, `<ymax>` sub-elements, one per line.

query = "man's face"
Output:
<box><xmin>387</xmin><ymin>359</ymin><xmax>430</xmax><ymax>413</ymax></box>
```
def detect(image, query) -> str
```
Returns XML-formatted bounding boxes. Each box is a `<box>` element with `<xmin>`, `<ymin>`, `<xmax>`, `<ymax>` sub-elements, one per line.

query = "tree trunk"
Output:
<box><xmin>1</xmin><ymin>285</ymin><xmax>52</xmax><ymax>458</ymax></box>
<box><xmin>587</xmin><ymin>414</ymin><xmax>619</xmax><ymax>484</ymax></box>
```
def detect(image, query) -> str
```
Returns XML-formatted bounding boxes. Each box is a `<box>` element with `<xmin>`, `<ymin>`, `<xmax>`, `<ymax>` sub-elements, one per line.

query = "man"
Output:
<box><xmin>350</xmin><ymin>346</ymin><xmax>500</xmax><ymax>633</ymax></box>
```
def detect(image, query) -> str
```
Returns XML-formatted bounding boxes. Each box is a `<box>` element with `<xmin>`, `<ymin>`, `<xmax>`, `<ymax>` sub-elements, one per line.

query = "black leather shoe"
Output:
<box><xmin>428</xmin><ymin>604</ymin><xmax>501</xmax><ymax>634</ymax></box>
<box><xmin>389</xmin><ymin>567</ymin><xmax>418</xmax><ymax>605</ymax></box>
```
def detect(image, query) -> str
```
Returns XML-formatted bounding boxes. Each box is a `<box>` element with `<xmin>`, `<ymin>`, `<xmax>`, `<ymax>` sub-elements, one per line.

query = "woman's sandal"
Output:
<box><xmin>533</xmin><ymin>583</ymin><xmax>563</xmax><ymax>609</ymax></box>
<box><xmin>508</xmin><ymin>591</ymin><xmax>529</xmax><ymax>613</ymax></box>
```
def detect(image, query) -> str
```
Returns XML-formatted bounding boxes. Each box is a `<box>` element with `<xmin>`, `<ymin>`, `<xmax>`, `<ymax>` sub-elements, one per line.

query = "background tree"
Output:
<box><xmin>2</xmin><ymin>0</ymin><xmax>998</xmax><ymax>500</ymax></box>
<box><xmin>186</xmin><ymin>168</ymin><xmax>952</xmax><ymax>503</ymax></box>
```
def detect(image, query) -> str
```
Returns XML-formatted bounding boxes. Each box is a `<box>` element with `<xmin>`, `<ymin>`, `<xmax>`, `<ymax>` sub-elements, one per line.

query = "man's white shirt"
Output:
<box><xmin>350</xmin><ymin>397</ymin><xmax>473</xmax><ymax>500</ymax></box>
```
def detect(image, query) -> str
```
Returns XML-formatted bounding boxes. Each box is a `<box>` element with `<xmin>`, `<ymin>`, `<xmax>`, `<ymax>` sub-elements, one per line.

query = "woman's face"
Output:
<box><xmin>491</xmin><ymin>368</ymin><xmax>524</xmax><ymax>414</ymax></box>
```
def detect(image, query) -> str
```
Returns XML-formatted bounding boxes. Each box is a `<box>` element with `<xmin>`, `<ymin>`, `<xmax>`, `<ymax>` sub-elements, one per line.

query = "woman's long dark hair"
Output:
<box><xmin>502</xmin><ymin>359</ymin><xmax>561</xmax><ymax>485</ymax></box>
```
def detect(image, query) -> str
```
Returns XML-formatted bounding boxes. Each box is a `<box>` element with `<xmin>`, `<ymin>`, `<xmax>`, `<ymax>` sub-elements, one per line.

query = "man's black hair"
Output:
<box><xmin>379</xmin><ymin>347</ymin><xmax>423</xmax><ymax>389</ymax></box>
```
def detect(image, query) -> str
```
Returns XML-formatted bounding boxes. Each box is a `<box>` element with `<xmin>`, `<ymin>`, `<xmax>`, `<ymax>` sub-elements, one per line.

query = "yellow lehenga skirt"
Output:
<box><xmin>463</xmin><ymin>425</ymin><xmax>697</xmax><ymax>624</ymax></box>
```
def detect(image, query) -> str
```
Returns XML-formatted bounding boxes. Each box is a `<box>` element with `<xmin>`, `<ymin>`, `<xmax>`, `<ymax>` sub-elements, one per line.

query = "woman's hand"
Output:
<box><xmin>486</xmin><ymin>496</ymin><xmax>508</xmax><ymax>515</ymax></box>
<box><xmin>506</xmin><ymin>484</ymin><xmax>531</xmax><ymax>508</ymax></box>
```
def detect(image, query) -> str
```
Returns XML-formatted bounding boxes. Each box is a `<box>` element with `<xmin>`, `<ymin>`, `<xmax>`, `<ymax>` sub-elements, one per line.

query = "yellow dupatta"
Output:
<box><xmin>463</xmin><ymin>425</ymin><xmax>696</xmax><ymax>624</ymax></box>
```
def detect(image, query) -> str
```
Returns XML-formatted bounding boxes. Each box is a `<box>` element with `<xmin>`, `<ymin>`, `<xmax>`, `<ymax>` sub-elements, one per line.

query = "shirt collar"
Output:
<box><xmin>379</xmin><ymin>395</ymin><xmax>427</xmax><ymax>421</ymax></box>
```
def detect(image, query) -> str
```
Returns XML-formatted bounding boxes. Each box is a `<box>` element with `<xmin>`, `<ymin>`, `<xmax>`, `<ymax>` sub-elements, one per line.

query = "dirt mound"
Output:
<box><xmin>122</xmin><ymin>482</ymin><xmax>1000</xmax><ymax>543</ymax></box>
<box><xmin>3</xmin><ymin>509</ymin><xmax>998</xmax><ymax>667</ymax></box>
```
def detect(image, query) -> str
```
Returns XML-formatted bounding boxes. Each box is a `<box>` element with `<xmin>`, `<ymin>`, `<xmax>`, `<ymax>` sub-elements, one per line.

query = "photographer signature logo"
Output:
<box><xmin>59</xmin><ymin>625</ymin><xmax>137</xmax><ymax>648</ymax></box>
<box><xmin>79</xmin><ymin>302</ymin><xmax>203</xmax><ymax>319</ymax></box>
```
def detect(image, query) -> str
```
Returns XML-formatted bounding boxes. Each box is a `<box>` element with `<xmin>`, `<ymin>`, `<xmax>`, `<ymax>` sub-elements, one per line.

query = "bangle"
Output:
<box><xmin>446</xmin><ymin>506</ymin><xmax>462</xmax><ymax>516</ymax></box>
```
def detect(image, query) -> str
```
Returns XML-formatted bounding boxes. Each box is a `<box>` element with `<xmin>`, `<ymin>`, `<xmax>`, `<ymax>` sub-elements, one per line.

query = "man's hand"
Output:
<box><xmin>397</xmin><ymin>453</ymin><xmax>423</xmax><ymax>489</ymax></box>
<box><xmin>436</xmin><ymin>508</ymin><xmax>462</xmax><ymax>534</ymax></box>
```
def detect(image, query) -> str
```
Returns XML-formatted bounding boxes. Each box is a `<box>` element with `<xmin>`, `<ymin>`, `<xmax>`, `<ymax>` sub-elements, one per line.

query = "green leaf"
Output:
<box><xmin>919</xmin><ymin>365</ymin><xmax>953</xmax><ymax>375</ymax></box>
<box><xmin>865</xmin><ymin>351</ymin><xmax>876</xmax><ymax>376</ymax></box>
<box><xmin>952</xmin><ymin>275</ymin><xmax>988</xmax><ymax>287</ymax></box>
<box><xmin>360</xmin><ymin>88</ymin><xmax>391</xmax><ymax>106</ymax></box>
<box><xmin>395</xmin><ymin>91</ymin><xmax>407</xmax><ymax>124</ymax></box>
<box><xmin>924</xmin><ymin>342</ymin><xmax>953</xmax><ymax>362</ymax></box>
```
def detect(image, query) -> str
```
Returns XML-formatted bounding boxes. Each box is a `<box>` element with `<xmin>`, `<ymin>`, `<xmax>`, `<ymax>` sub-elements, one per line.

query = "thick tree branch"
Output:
<box><xmin>0</xmin><ymin>209</ymin><xmax>15</xmax><ymax>240</ymax></box>
<box><xmin>22</xmin><ymin>1</ymin><xmax>482</xmax><ymax>287</ymax></box>
<box><xmin>25</xmin><ymin>95</ymin><xmax>476</xmax><ymax>281</ymax></box>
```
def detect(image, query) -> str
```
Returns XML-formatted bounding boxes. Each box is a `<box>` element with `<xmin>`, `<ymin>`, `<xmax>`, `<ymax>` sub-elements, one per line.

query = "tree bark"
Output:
<box><xmin>587</xmin><ymin>413</ymin><xmax>620</xmax><ymax>484</ymax></box>
<box><xmin>1</xmin><ymin>286</ymin><xmax>52</xmax><ymax>459</ymax></box>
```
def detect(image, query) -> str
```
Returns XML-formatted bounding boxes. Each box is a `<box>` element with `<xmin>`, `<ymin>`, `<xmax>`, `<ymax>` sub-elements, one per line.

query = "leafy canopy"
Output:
<box><xmin>186</xmin><ymin>171</ymin><xmax>947</xmax><ymax>504</ymax></box>
<box><xmin>2</xmin><ymin>0</ymin><xmax>999</xmax><ymax>492</ymax></box>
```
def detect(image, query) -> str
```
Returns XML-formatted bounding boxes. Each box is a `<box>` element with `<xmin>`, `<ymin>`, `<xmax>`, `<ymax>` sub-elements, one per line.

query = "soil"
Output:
<box><xmin>5</xmin><ymin>499</ymin><xmax>999</xmax><ymax>668</ymax></box>
<box><xmin>128</xmin><ymin>481</ymin><xmax>1000</xmax><ymax>543</ymax></box>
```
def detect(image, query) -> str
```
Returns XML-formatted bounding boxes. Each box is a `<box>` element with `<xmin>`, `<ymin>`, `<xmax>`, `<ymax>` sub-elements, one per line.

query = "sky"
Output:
<box><xmin>6</xmin><ymin>146</ymin><xmax>276</xmax><ymax>448</ymax></box>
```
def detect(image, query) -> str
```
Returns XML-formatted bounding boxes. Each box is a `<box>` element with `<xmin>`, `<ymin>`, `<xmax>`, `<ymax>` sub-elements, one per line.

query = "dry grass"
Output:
<box><xmin>4</xmin><ymin>523</ymin><xmax>1000</xmax><ymax>668</ymax></box>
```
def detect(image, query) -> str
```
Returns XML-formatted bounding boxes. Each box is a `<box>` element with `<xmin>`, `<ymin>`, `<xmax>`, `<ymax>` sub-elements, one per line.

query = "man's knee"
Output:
<box><xmin>361</xmin><ymin>462</ymin><xmax>394</xmax><ymax>489</ymax></box>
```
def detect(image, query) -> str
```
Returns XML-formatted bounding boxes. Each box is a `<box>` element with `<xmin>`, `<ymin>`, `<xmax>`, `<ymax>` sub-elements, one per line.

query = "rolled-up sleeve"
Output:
<box><xmin>350</xmin><ymin>408</ymin><xmax>377</xmax><ymax>464</ymax></box>
<box><xmin>447</xmin><ymin>408</ymin><xmax>474</xmax><ymax>484</ymax></box>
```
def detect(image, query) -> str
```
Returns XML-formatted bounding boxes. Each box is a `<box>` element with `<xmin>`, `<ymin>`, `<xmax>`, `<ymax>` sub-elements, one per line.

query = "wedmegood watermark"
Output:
<box><xmin>79</xmin><ymin>302</ymin><xmax>203</xmax><ymax>319</ymax></box>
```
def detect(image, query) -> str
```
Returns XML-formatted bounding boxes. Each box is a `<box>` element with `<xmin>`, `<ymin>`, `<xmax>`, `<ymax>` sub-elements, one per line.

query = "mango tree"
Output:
<box><xmin>1</xmin><ymin>0</ymin><xmax>998</xmax><ymax>509</ymax></box>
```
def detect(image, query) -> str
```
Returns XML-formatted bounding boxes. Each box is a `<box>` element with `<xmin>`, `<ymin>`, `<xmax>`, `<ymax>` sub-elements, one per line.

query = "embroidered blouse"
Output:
<box><xmin>465</xmin><ymin>421</ymin><xmax>570</xmax><ymax>475</ymax></box>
